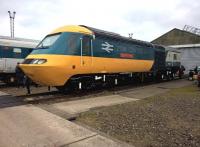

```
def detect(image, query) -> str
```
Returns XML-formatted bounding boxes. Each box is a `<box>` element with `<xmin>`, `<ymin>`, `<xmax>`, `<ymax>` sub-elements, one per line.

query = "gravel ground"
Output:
<box><xmin>77</xmin><ymin>85</ymin><xmax>200</xmax><ymax>147</ymax></box>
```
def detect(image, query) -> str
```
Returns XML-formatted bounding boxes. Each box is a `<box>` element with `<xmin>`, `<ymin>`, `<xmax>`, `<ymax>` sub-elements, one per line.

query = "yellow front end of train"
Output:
<box><xmin>20</xmin><ymin>54</ymin><xmax>73</xmax><ymax>86</ymax></box>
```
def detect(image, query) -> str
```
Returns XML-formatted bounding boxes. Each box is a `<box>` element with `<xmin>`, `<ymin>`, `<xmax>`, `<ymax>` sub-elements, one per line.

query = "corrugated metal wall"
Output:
<box><xmin>178</xmin><ymin>47</ymin><xmax>200</xmax><ymax>73</ymax></box>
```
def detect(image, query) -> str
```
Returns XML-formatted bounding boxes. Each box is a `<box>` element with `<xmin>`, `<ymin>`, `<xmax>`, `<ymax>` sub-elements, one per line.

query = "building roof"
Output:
<box><xmin>169</xmin><ymin>44</ymin><xmax>200</xmax><ymax>48</ymax></box>
<box><xmin>164</xmin><ymin>46</ymin><xmax>181</xmax><ymax>53</ymax></box>
<box><xmin>151</xmin><ymin>28</ymin><xmax>200</xmax><ymax>46</ymax></box>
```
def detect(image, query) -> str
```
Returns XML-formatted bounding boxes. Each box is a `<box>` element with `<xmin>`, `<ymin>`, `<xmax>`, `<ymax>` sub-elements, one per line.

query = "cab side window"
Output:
<box><xmin>67</xmin><ymin>34</ymin><xmax>80</xmax><ymax>55</ymax></box>
<box><xmin>82</xmin><ymin>36</ymin><xmax>91</xmax><ymax>56</ymax></box>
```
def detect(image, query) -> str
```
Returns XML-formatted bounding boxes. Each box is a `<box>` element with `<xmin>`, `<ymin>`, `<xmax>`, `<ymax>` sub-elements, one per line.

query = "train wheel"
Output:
<box><xmin>155</xmin><ymin>73</ymin><xmax>161</xmax><ymax>82</ymax></box>
<box><xmin>198</xmin><ymin>82</ymin><xmax>200</xmax><ymax>87</ymax></box>
<box><xmin>172</xmin><ymin>73</ymin><xmax>175</xmax><ymax>80</ymax></box>
<box><xmin>167</xmin><ymin>73</ymin><xmax>176</xmax><ymax>81</ymax></box>
<box><xmin>56</xmin><ymin>80</ymin><xmax>73</xmax><ymax>94</ymax></box>
<box><xmin>82</xmin><ymin>80</ymin><xmax>95</xmax><ymax>90</ymax></box>
<box><xmin>56</xmin><ymin>86</ymin><xmax>70</xmax><ymax>94</ymax></box>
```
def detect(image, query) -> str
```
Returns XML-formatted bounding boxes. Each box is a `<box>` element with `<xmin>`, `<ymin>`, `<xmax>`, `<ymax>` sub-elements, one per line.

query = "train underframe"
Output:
<box><xmin>0</xmin><ymin>73</ymin><xmax>17</xmax><ymax>84</ymax></box>
<box><xmin>56</xmin><ymin>67</ymin><xmax>183</xmax><ymax>93</ymax></box>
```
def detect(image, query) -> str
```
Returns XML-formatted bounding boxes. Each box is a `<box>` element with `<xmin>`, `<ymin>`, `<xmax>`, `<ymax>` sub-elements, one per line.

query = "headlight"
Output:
<box><xmin>37</xmin><ymin>59</ymin><xmax>47</xmax><ymax>64</ymax></box>
<box><xmin>32</xmin><ymin>59</ymin><xmax>39</xmax><ymax>64</ymax></box>
<box><xmin>30</xmin><ymin>59</ymin><xmax>47</xmax><ymax>64</ymax></box>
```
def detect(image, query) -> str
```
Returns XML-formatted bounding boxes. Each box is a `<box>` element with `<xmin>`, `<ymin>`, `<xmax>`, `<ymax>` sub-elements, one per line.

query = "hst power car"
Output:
<box><xmin>20</xmin><ymin>25</ymin><xmax>182</xmax><ymax>92</ymax></box>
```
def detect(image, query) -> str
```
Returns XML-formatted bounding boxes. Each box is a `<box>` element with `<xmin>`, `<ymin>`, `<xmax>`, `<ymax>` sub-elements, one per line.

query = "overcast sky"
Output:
<box><xmin>0</xmin><ymin>0</ymin><xmax>199</xmax><ymax>41</ymax></box>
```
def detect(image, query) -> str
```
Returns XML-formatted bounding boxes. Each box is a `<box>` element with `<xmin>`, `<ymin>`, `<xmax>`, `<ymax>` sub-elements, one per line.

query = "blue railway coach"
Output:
<box><xmin>0</xmin><ymin>36</ymin><xmax>39</xmax><ymax>84</ymax></box>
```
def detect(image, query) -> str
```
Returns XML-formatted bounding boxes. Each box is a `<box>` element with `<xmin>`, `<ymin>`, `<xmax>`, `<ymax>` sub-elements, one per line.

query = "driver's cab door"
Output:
<box><xmin>80</xmin><ymin>35</ymin><xmax>93</xmax><ymax>73</ymax></box>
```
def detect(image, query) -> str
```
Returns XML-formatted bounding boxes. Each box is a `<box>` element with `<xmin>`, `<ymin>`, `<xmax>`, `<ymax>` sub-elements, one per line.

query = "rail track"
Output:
<box><xmin>0</xmin><ymin>77</ymin><xmax>183</xmax><ymax>108</ymax></box>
